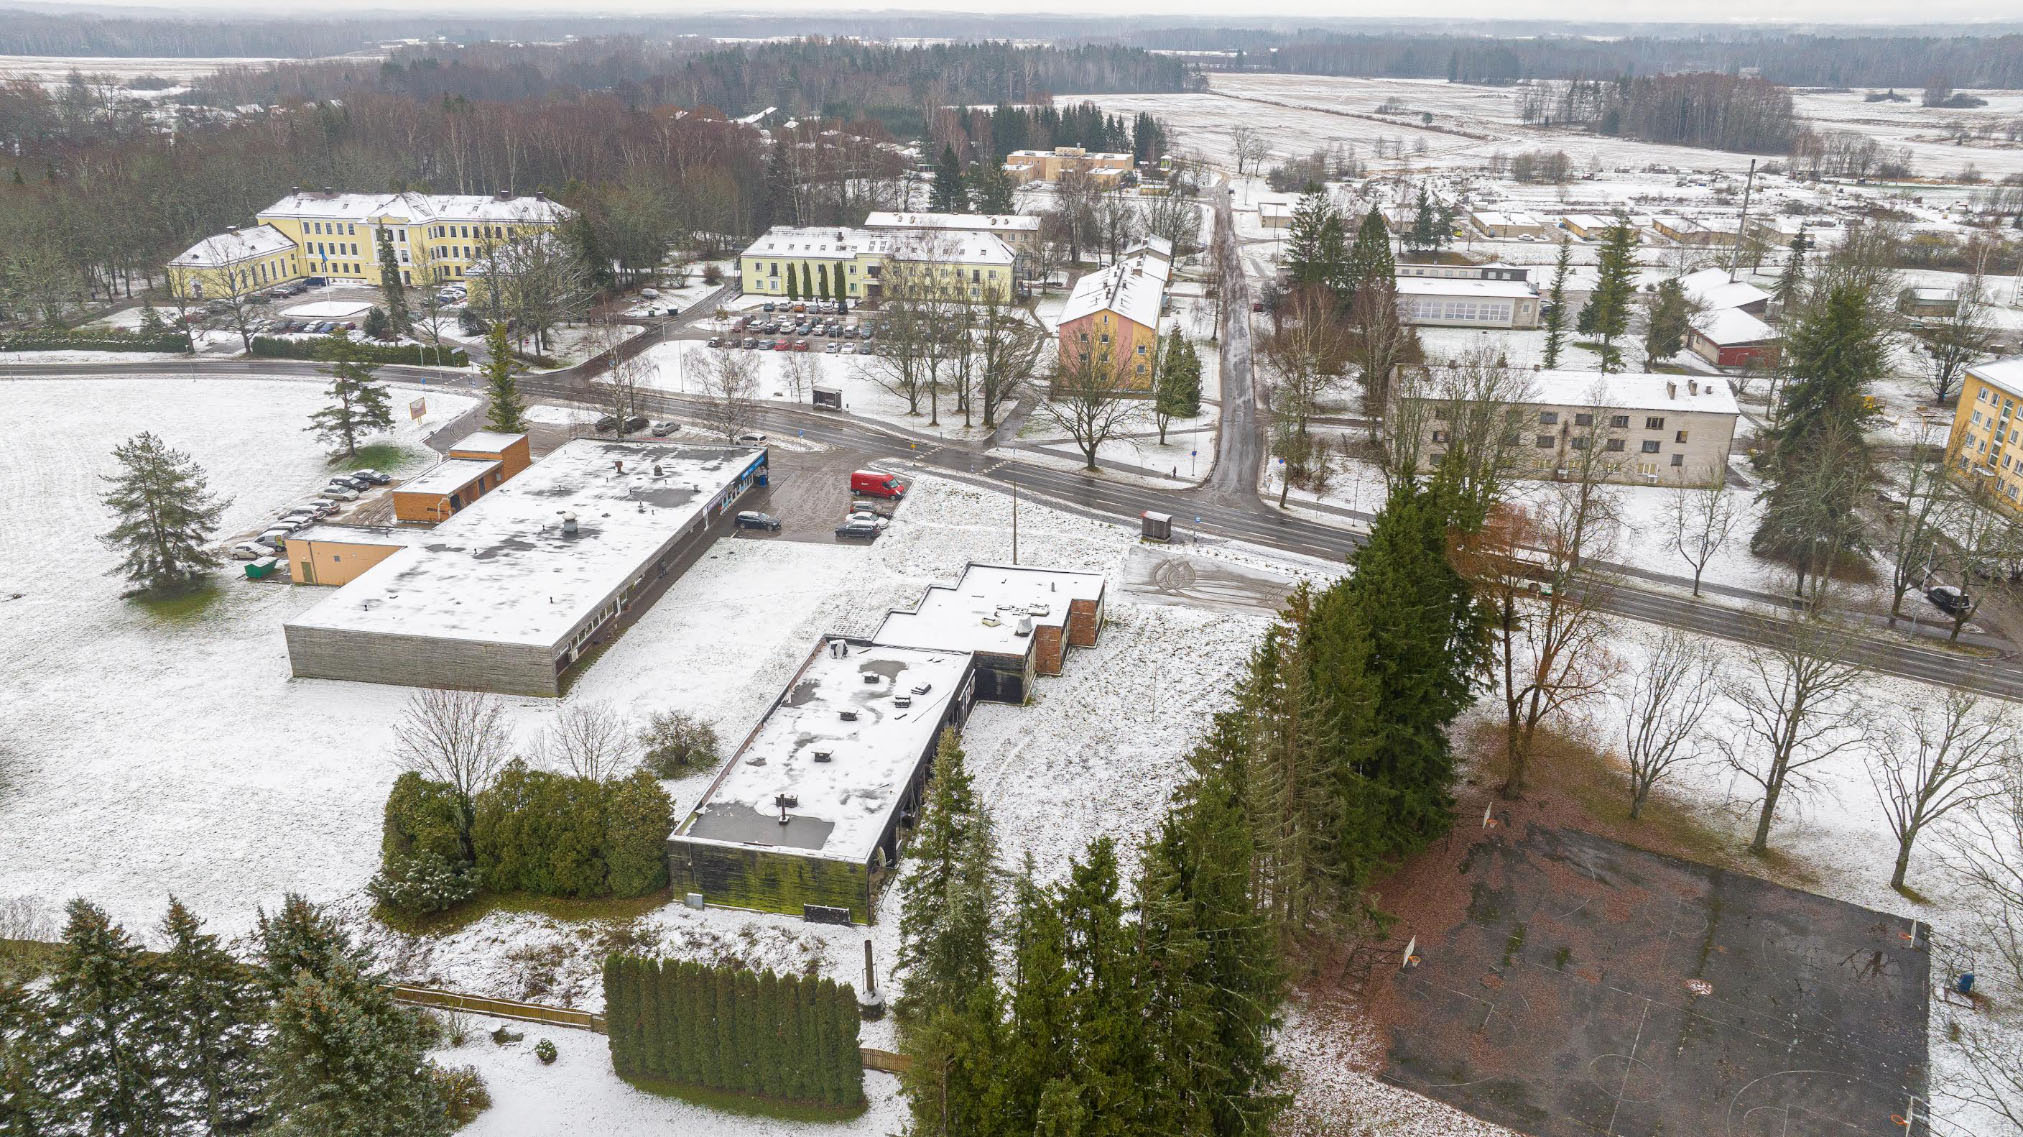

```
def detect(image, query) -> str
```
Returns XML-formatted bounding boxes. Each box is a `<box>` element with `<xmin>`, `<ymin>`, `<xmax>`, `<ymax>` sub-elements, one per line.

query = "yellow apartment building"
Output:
<box><xmin>736</xmin><ymin>226</ymin><xmax>1016</xmax><ymax>303</ymax></box>
<box><xmin>1001</xmin><ymin>146</ymin><xmax>1133</xmax><ymax>186</ymax></box>
<box><xmin>1947</xmin><ymin>358</ymin><xmax>2023</xmax><ymax>512</ymax></box>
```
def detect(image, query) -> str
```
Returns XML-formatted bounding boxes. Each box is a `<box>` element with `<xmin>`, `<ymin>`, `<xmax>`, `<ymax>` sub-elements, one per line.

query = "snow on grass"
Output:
<box><xmin>429</xmin><ymin>1017</ymin><xmax>907</xmax><ymax>1137</ymax></box>
<box><xmin>639</xmin><ymin>342</ymin><xmax>998</xmax><ymax>442</ymax></box>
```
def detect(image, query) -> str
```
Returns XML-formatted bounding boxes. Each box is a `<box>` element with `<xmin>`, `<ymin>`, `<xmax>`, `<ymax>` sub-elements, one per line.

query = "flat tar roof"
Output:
<box><xmin>875</xmin><ymin>564</ymin><xmax>1105</xmax><ymax>658</ymax></box>
<box><xmin>286</xmin><ymin>440</ymin><xmax>765</xmax><ymax>650</ymax></box>
<box><xmin>1396</xmin><ymin>277</ymin><xmax>1537</xmax><ymax>298</ymax></box>
<box><xmin>674</xmin><ymin>640</ymin><xmax>974</xmax><ymax>864</ymax></box>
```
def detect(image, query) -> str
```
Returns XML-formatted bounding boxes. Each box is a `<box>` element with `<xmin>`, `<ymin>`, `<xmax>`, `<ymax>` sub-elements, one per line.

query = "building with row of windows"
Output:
<box><xmin>166</xmin><ymin>188</ymin><xmax>573</xmax><ymax>299</ymax></box>
<box><xmin>1947</xmin><ymin>358</ymin><xmax>2023</xmax><ymax>513</ymax></box>
<box><xmin>1415</xmin><ymin>370</ymin><xmax>1739</xmax><ymax>486</ymax></box>
<box><xmin>1056</xmin><ymin>237</ymin><xmax>1172</xmax><ymax>390</ymax></box>
<box><xmin>735</xmin><ymin>226</ymin><xmax>1017</xmax><ymax>303</ymax></box>
<box><xmin>1396</xmin><ymin>276</ymin><xmax>1542</xmax><ymax>329</ymax></box>
<box><xmin>1001</xmin><ymin>145</ymin><xmax>1133</xmax><ymax>186</ymax></box>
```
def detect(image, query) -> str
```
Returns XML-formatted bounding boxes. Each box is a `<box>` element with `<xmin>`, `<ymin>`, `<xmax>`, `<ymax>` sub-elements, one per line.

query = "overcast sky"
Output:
<box><xmin>65</xmin><ymin>0</ymin><xmax>2008</xmax><ymax>27</ymax></box>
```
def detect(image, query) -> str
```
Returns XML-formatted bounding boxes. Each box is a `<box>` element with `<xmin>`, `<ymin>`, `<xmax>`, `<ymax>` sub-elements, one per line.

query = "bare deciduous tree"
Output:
<box><xmin>687</xmin><ymin>347</ymin><xmax>759</xmax><ymax>442</ymax></box>
<box><xmin>393</xmin><ymin>688</ymin><xmax>513</xmax><ymax>860</ymax></box>
<box><xmin>1262</xmin><ymin>285</ymin><xmax>1352</xmax><ymax>506</ymax></box>
<box><xmin>781</xmin><ymin>350</ymin><xmax>819</xmax><ymax>404</ymax></box>
<box><xmin>1385</xmin><ymin>346</ymin><xmax>1535</xmax><ymax>511</ymax></box>
<box><xmin>969</xmin><ymin>298</ymin><xmax>1045</xmax><ymax>431</ymax></box>
<box><xmin>1933</xmin><ymin>488</ymin><xmax>2023</xmax><ymax>642</ymax></box>
<box><xmin>1719</xmin><ymin>615</ymin><xmax>1865</xmax><ymax>855</ymax></box>
<box><xmin>540</xmin><ymin>701</ymin><xmax>639</xmax><ymax>781</ymax></box>
<box><xmin>1864</xmin><ymin>690</ymin><xmax>2012</xmax><ymax>891</ymax></box>
<box><xmin>1884</xmin><ymin>426</ymin><xmax>1947</xmax><ymax>626</ymax></box>
<box><xmin>1616</xmin><ymin>627</ymin><xmax>1720</xmax><ymax>819</ymax></box>
<box><xmin>591</xmin><ymin>321</ymin><xmax>647</xmax><ymax>436</ymax></box>
<box><xmin>1669</xmin><ymin>465</ymin><xmax>1743</xmax><ymax>597</ymax></box>
<box><xmin>1916</xmin><ymin>269</ymin><xmax>1994</xmax><ymax>405</ymax></box>
<box><xmin>1041</xmin><ymin>345</ymin><xmax>1145</xmax><ymax>472</ymax></box>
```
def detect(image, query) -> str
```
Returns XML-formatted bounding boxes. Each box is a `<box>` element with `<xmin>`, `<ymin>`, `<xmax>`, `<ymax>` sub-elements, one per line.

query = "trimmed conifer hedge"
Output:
<box><xmin>603</xmin><ymin>956</ymin><xmax>863</xmax><ymax>1110</ymax></box>
<box><xmin>249</xmin><ymin>336</ymin><xmax>468</xmax><ymax>367</ymax></box>
<box><xmin>0</xmin><ymin>329</ymin><xmax>189</xmax><ymax>352</ymax></box>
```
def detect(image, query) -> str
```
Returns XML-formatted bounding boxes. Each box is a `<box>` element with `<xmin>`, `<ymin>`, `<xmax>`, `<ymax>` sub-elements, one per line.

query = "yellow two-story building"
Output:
<box><xmin>1947</xmin><ymin>358</ymin><xmax>2023</xmax><ymax>512</ymax></box>
<box><xmin>736</xmin><ymin>226</ymin><xmax>1016</xmax><ymax>304</ymax></box>
<box><xmin>167</xmin><ymin>188</ymin><xmax>574</xmax><ymax>299</ymax></box>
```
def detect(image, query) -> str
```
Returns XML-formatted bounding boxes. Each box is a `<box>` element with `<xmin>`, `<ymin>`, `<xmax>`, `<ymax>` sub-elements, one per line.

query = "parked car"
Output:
<box><xmin>279</xmin><ymin>511</ymin><xmax>318</xmax><ymax>527</ymax></box>
<box><xmin>846</xmin><ymin>510</ymin><xmax>888</xmax><ymax>528</ymax></box>
<box><xmin>825</xmin><ymin>342</ymin><xmax>841</xmax><ymax>353</ymax></box>
<box><xmin>339</xmin><ymin>474</ymin><xmax>375</xmax><ymax>490</ymax></box>
<box><xmin>850</xmin><ymin>470</ymin><xmax>907</xmax><ymax>499</ymax></box>
<box><xmin>850</xmin><ymin>499</ymin><xmax>891</xmax><ymax>517</ymax></box>
<box><xmin>792</xmin><ymin>340</ymin><xmax>810</xmax><ymax>352</ymax></box>
<box><xmin>230</xmin><ymin>542</ymin><xmax>267</xmax><ymax>560</ymax></box>
<box><xmin>735</xmin><ymin>510</ymin><xmax>782</xmax><ymax>532</ymax></box>
<box><xmin>651</xmin><ymin>421</ymin><xmax>679</xmax><ymax>437</ymax></box>
<box><xmin>741</xmin><ymin>337</ymin><xmax>759</xmax><ymax>349</ymax></box>
<box><xmin>353</xmin><ymin>469</ymin><xmax>391</xmax><ymax>485</ymax></box>
<box><xmin>835</xmin><ymin>517</ymin><xmax>882</xmax><ymax>541</ymax></box>
<box><xmin>640</xmin><ymin>287</ymin><xmax>661</xmax><ymax>300</ymax></box>
<box><xmin>707</xmin><ymin>337</ymin><xmax>723</xmax><ymax>348</ymax></box>
<box><xmin>762</xmin><ymin>302</ymin><xmax>777</xmax><ymax>312</ymax></box>
<box><xmin>254</xmin><ymin>529</ymin><xmax>292</xmax><ymax>549</ymax></box>
<box><xmin>1927</xmin><ymin>584</ymin><xmax>1972</xmax><ymax>616</ymax></box>
<box><xmin>320</xmin><ymin>485</ymin><xmax>359</xmax><ymax>501</ymax></box>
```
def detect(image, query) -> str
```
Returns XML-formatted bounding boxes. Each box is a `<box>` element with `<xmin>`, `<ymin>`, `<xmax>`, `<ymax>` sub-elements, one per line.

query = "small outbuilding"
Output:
<box><xmin>873</xmin><ymin>563</ymin><xmax>1106</xmax><ymax>703</ymax></box>
<box><xmin>1899</xmin><ymin>286</ymin><xmax>1960</xmax><ymax>320</ymax></box>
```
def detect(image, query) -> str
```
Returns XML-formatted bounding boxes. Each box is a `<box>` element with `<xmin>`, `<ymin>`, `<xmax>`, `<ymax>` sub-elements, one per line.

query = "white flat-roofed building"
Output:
<box><xmin>1469</xmin><ymin>209</ymin><xmax>1551</xmax><ymax>239</ymax></box>
<box><xmin>1397</xmin><ymin>276</ymin><xmax>1541</xmax><ymax>329</ymax></box>
<box><xmin>283</xmin><ymin>440</ymin><xmax>769</xmax><ymax>696</ymax></box>
<box><xmin>1415</xmin><ymin>370</ymin><xmax>1738</xmax><ymax>485</ymax></box>
<box><xmin>862</xmin><ymin>211</ymin><xmax>1040</xmax><ymax>250</ymax></box>
<box><xmin>667</xmin><ymin>637</ymin><xmax>979</xmax><ymax>924</ymax></box>
<box><xmin>874</xmin><ymin>563</ymin><xmax>1106</xmax><ymax>703</ymax></box>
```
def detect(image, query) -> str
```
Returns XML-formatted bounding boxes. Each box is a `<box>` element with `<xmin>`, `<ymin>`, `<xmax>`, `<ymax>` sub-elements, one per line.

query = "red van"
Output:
<box><xmin>850</xmin><ymin>470</ymin><xmax>907</xmax><ymax>499</ymax></box>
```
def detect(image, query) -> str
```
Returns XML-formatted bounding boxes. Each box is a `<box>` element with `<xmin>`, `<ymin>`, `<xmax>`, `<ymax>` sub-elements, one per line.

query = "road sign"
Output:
<box><xmin>409</xmin><ymin>398</ymin><xmax>426</xmax><ymax>421</ymax></box>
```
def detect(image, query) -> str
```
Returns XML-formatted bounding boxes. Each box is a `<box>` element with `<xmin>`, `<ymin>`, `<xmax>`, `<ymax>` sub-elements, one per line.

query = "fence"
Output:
<box><xmin>387</xmin><ymin>982</ymin><xmax>912</xmax><ymax>1074</ymax></box>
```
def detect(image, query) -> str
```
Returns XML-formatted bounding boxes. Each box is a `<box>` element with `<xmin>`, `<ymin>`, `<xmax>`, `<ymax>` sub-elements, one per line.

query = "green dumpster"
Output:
<box><xmin>245</xmin><ymin>556</ymin><xmax>279</xmax><ymax>580</ymax></box>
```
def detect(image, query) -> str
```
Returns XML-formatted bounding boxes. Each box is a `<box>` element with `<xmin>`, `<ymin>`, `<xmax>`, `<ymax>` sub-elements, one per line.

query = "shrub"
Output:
<box><xmin>368</xmin><ymin>850</ymin><xmax>477</xmax><ymax>915</ymax></box>
<box><xmin>433</xmin><ymin>1064</ymin><xmax>492</xmax><ymax>1127</ymax></box>
<box><xmin>471</xmin><ymin>759</ymin><xmax>674</xmax><ymax>900</ymax></box>
<box><xmin>249</xmin><ymin>335</ymin><xmax>468</xmax><ymax>367</ymax></box>
<box><xmin>640</xmin><ymin>711</ymin><xmax>720</xmax><ymax>776</ymax></box>
<box><xmin>603</xmin><ymin>770</ymin><xmax>674</xmax><ymax>897</ymax></box>
<box><xmin>457</xmin><ymin>309</ymin><xmax>488</xmax><ymax>336</ymax></box>
<box><xmin>701</xmin><ymin>263</ymin><xmax>724</xmax><ymax>285</ymax></box>
<box><xmin>0</xmin><ymin>329</ymin><xmax>188</xmax><ymax>353</ymax></box>
<box><xmin>381</xmin><ymin>771</ymin><xmax>467</xmax><ymax>867</ymax></box>
<box><xmin>534</xmin><ymin>1038</ymin><xmax>558</xmax><ymax>1064</ymax></box>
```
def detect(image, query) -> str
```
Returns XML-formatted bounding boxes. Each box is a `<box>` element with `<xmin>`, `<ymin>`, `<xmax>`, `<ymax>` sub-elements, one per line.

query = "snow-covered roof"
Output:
<box><xmin>394</xmin><ymin>458</ymin><xmax>498</xmax><ymax>497</ymax></box>
<box><xmin>1521</xmin><ymin>370</ymin><xmax>1739</xmax><ymax>417</ymax></box>
<box><xmin>1395</xmin><ymin>277</ymin><xmax>1537</xmax><ymax>299</ymax></box>
<box><xmin>1968</xmin><ymin>358</ymin><xmax>2023</xmax><ymax>401</ymax></box>
<box><xmin>1691</xmin><ymin>307</ymin><xmax>1779</xmax><ymax>346</ymax></box>
<box><xmin>257</xmin><ymin>190</ymin><xmax>573</xmax><ymax>226</ymax></box>
<box><xmin>737</xmin><ymin>225</ymin><xmax>1014</xmax><ymax>267</ymax></box>
<box><xmin>1679</xmin><ymin>268</ymin><xmax>1769</xmax><ymax>311</ymax></box>
<box><xmin>1060</xmin><ymin>255</ymin><xmax>1167</xmax><ymax>328</ymax></box>
<box><xmin>862</xmin><ymin>211</ymin><xmax>1040</xmax><ymax>234</ymax></box>
<box><xmin>285</xmin><ymin>441</ymin><xmax>766</xmax><ymax>650</ymax></box>
<box><xmin>673</xmin><ymin>638</ymin><xmax>974</xmax><ymax>864</ymax></box>
<box><xmin>1129</xmin><ymin>234</ymin><xmax>1174</xmax><ymax>261</ymax></box>
<box><xmin>1904</xmin><ymin>286</ymin><xmax>1959</xmax><ymax>302</ymax></box>
<box><xmin>449</xmin><ymin>430</ymin><xmax>526</xmax><ymax>454</ymax></box>
<box><xmin>170</xmin><ymin>225</ymin><xmax>294</xmax><ymax>267</ymax></box>
<box><xmin>874</xmin><ymin>564</ymin><xmax>1106</xmax><ymax>659</ymax></box>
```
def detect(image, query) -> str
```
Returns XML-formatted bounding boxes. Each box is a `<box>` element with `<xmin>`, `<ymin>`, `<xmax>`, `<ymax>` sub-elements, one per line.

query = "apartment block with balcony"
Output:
<box><xmin>1948</xmin><ymin>359</ymin><xmax>2023</xmax><ymax>511</ymax></box>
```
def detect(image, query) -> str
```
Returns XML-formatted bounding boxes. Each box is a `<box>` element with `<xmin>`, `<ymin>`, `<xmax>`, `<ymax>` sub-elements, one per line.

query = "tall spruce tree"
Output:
<box><xmin>1407</xmin><ymin>185</ymin><xmax>1442</xmax><ymax>255</ymax></box>
<box><xmin>1346</xmin><ymin>473</ymin><xmax>1486</xmax><ymax>847</ymax></box>
<box><xmin>897</xmin><ymin>734</ymin><xmax>999</xmax><ymax>1024</ymax></box>
<box><xmin>1641</xmin><ymin>277</ymin><xmax>1695</xmax><ymax>367</ymax></box>
<box><xmin>0</xmin><ymin>975</ymin><xmax>53</xmax><ymax>1133</ymax></box>
<box><xmin>932</xmin><ymin>144</ymin><xmax>969</xmax><ymax>213</ymax></box>
<box><xmin>1342</xmin><ymin>207</ymin><xmax>1393</xmax><ymax>306</ymax></box>
<box><xmin>482</xmin><ymin>322</ymin><xmax>527</xmax><ymax>432</ymax></box>
<box><xmin>1578</xmin><ymin>215</ymin><xmax>1638</xmax><ymax>373</ymax></box>
<box><xmin>158</xmin><ymin>898</ymin><xmax>268</xmax><ymax>1134</ymax></box>
<box><xmin>902</xmin><ymin>982</ymin><xmax>1006</xmax><ymax>1137</ymax></box>
<box><xmin>99</xmin><ymin>431</ymin><xmax>229</xmax><ymax>597</ymax></box>
<box><xmin>1774</xmin><ymin>231</ymin><xmax>1810</xmax><ymax>307</ymax></box>
<box><xmin>1541</xmin><ymin>236</ymin><xmax>1574</xmax><ymax>369</ymax></box>
<box><xmin>1752</xmin><ymin>280</ymin><xmax>1887</xmax><ymax>586</ymax></box>
<box><xmin>969</xmin><ymin>161</ymin><xmax>1017</xmax><ymax>214</ymax></box>
<box><xmin>1282</xmin><ymin>187</ymin><xmax>1345</xmax><ymax>295</ymax></box>
<box><xmin>307</xmin><ymin>334</ymin><xmax>394</xmax><ymax>458</ymax></box>
<box><xmin>1000</xmin><ymin>854</ymin><xmax>1072</xmax><ymax>1137</ymax></box>
<box><xmin>258</xmin><ymin>894</ymin><xmax>452</xmax><ymax>1137</ymax></box>
<box><xmin>1152</xmin><ymin>328</ymin><xmax>1202</xmax><ymax>446</ymax></box>
<box><xmin>375</xmin><ymin>229</ymin><xmax>411</xmax><ymax>337</ymax></box>
<box><xmin>41</xmin><ymin>900</ymin><xmax>172</xmax><ymax>1137</ymax></box>
<box><xmin>1057</xmin><ymin>837</ymin><xmax>1149</xmax><ymax>1137</ymax></box>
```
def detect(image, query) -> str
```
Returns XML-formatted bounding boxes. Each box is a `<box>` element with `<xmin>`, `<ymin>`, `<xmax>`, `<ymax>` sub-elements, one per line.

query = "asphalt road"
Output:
<box><xmin>1208</xmin><ymin>180</ymin><xmax>1262</xmax><ymax>502</ymax></box>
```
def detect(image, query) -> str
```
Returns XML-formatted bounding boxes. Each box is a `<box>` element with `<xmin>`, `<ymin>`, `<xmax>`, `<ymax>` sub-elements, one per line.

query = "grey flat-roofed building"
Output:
<box><xmin>284</xmin><ymin>440</ymin><xmax>768</xmax><ymax>695</ymax></box>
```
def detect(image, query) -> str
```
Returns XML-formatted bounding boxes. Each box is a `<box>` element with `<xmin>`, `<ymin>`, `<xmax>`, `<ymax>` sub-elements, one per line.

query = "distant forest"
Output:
<box><xmin>195</xmin><ymin>40</ymin><xmax>1201</xmax><ymax>130</ymax></box>
<box><xmin>1255</xmin><ymin>33</ymin><xmax>2023</xmax><ymax>90</ymax></box>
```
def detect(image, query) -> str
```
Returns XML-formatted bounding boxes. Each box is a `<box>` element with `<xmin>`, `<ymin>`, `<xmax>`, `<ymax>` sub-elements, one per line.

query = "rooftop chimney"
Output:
<box><xmin>1666</xmin><ymin>381</ymin><xmax>1677</xmax><ymax>399</ymax></box>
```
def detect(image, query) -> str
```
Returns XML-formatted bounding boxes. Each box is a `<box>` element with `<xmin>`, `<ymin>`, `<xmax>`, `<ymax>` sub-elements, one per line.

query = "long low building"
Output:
<box><xmin>666</xmin><ymin>637</ymin><xmax>979</xmax><ymax>924</ymax></box>
<box><xmin>874</xmin><ymin>564</ymin><xmax>1106</xmax><ymax>703</ymax></box>
<box><xmin>1397</xmin><ymin>276</ymin><xmax>1541</xmax><ymax>329</ymax></box>
<box><xmin>1417</xmin><ymin>370</ymin><xmax>1738</xmax><ymax>485</ymax></box>
<box><xmin>736</xmin><ymin>226</ymin><xmax>1015</xmax><ymax>303</ymax></box>
<box><xmin>283</xmin><ymin>440</ymin><xmax>768</xmax><ymax>696</ymax></box>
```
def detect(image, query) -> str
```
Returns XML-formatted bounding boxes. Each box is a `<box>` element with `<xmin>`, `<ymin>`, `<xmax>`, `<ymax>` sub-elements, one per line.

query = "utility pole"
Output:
<box><xmin>1010</xmin><ymin>461</ymin><xmax>1019</xmax><ymax>564</ymax></box>
<box><xmin>1728</xmin><ymin>158</ymin><xmax>1757</xmax><ymax>282</ymax></box>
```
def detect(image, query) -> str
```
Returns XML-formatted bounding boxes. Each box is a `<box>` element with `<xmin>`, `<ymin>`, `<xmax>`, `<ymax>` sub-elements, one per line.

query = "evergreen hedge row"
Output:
<box><xmin>602</xmin><ymin>956</ymin><xmax>863</xmax><ymax>1110</ymax></box>
<box><xmin>0</xmin><ymin>329</ymin><xmax>189</xmax><ymax>352</ymax></box>
<box><xmin>249</xmin><ymin>336</ymin><xmax>468</xmax><ymax>367</ymax></box>
<box><xmin>374</xmin><ymin>763</ymin><xmax>673</xmax><ymax>913</ymax></box>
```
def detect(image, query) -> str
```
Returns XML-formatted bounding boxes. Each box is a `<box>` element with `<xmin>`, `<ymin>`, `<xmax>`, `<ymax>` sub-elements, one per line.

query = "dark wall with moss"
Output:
<box><xmin>671</xmin><ymin>842</ymin><xmax>871</xmax><ymax>923</ymax></box>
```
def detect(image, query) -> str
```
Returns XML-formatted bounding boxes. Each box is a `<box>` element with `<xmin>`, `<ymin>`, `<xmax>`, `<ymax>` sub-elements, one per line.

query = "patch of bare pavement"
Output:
<box><xmin>1120</xmin><ymin>545</ymin><xmax>1295</xmax><ymax>613</ymax></box>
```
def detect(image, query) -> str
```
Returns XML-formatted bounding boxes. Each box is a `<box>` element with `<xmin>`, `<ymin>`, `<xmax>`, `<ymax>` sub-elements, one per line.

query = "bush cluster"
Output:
<box><xmin>0</xmin><ymin>329</ymin><xmax>188</xmax><ymax>352</ymax></box>
<box><xmin>639</xmin><ymin>710</ymin><xmax>720</xmax><ymax>777</ymax></box>
<box><xmin>372</xmin><ymin>762</ymin><xmax>673</xmax><ymax>915</ymax></box>
<box><xmin>603</xmin><ymin>956</ymin><xmax>862</xmax><ymax>1109</ymax></box>
<box><xmin>250</xmin><ymin>335</ymin><xmax>469</xmax><ymax>367</ymax></box>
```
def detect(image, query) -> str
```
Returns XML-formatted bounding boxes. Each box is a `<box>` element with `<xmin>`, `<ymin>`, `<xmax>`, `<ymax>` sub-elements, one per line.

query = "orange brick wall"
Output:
<box><xmin>1066</xmin><ymin>596</ymin><xmax>1103</xmax><ymax>648</ymax></box>
<box><xmin>285</xmin><ymin>537</ymin><xmax>401</xmax><ymax>586</ymax></box>
<box><xmin>1034</xmin><ymin>624</ymin><xmax>1066</xmax><ymax>676</ymax></box>
<box><xmin>1057</xmin><ymin>311</ymin><xmax>1157</xmax><ymax>391</ymax></box>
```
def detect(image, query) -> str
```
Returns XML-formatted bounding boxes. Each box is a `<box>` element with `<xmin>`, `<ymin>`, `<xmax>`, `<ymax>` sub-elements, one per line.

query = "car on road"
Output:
<box><xmin>1926</xmin><ymin>584</ymin><xmax>1972</xmax><ymax>616</ymax></box>
<box><xmin>735</xmin><ymin>510</ymin><xmax>782</xmax><ymax>532</ymax></box>
<box><xmin>707</xmin><ymin>337</ymin><xmax>723</xmax><ymax>347</ymax></box>
<box><xmin>738</xmin><ymin>432</ymin><xmax>767</xmax><ymax>443</ymax></box>
<box><xmin>835</xmin><ymin>517</ymin><xmax>882</xmax><ymax>541</ymax></box>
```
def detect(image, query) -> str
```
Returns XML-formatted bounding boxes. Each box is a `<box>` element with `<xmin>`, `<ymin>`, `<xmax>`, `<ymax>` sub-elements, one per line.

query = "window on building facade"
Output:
<box><xmin>1571</xmin><ymin>437</ymin><xmax>1590</xmax><ymax>450</ymax></box>
<box><xmin>1536</xmin><ymin>435</ymin><xmax>1555</xmax><ymax>448</ymax></box>
<box><xmin>1671</xmin><ymin>454</ymin><xmax>1684</xmax><ymax>467</ymax></box>
<box><xmin>1605</xmin><ymin>439</ymin><xmax>1625</xmax><ymax>452</ymax></box>
<box><xmin>1646</xmin><ymin>417</ymin><xmax>1665</xmax><ymax>430</ymax></box>
<box><xmin>1574</xmin><ymin>413</ymin><xmax>1593</xmax><ymax>426</ymax></box>
<box><xmin>1539</xmin><ymin>411</ymin><xmax>1559</xmax><ymax>425</ymax></box>
<box><xmin>1641</xmin><ymin>440</ymin><xmax>1661</xmax><ymax>453</ymax></box>
<box><xmin>1675</xmin><ymin>430</ymin><xmax>1688</xmax><ymax>443</ymax></box>
<box><xmin>1611</xmin><ymin>415</ymin><xmax>1630</xmax><ymax>428</ymax></box>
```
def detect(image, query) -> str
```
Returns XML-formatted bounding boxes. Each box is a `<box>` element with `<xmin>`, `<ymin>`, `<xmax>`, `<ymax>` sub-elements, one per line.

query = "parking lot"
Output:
<box><xmin>712</xmin><ymin>300</ymin><xmax>882</xmax><ymax>356</ymax></box>
<box><xmin>730</xmin><ymin>444</ymin><xmax>902</xmax><ymax>546</ymax></box>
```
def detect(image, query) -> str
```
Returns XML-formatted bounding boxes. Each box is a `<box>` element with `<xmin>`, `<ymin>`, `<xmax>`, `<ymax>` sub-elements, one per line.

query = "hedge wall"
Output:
<box><xmin>249</xmin><ymin>336</ymin><xmax>468</xmax><ymax>367</ymax></box>
<box><xmin>0</xmin><ymin>330</ymin><xmax>188</xmax><ymax>352</ymax></box>
<box><xmin>603</xmin><ymin>956</ymin><xmax>862</xmax><ymax>1110</ymax></box>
